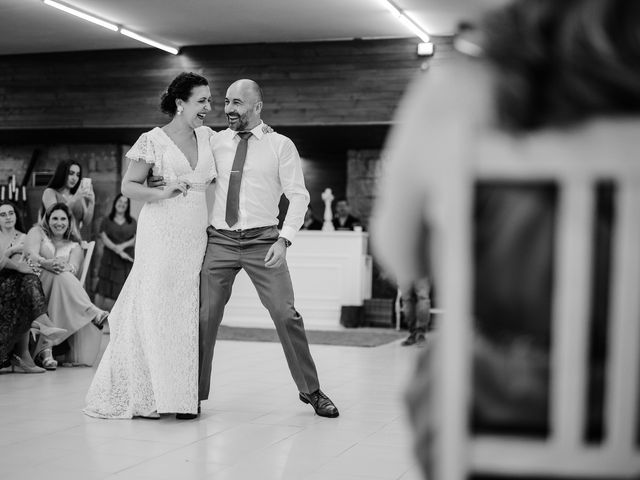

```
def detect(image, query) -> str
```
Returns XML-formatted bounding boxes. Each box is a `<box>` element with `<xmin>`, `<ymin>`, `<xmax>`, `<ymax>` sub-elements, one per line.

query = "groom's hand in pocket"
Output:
<box><xmin>146</xmin><ymin>168</ymin><xmax>166</xmax><ymax>188</ymax></box>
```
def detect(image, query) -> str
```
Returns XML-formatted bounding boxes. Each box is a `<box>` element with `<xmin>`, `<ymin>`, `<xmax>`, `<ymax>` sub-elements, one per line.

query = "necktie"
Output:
<box><xmin>225</xmin><ymin>131</ymin><xmax>252</xmax><ymax>228</ymax></box>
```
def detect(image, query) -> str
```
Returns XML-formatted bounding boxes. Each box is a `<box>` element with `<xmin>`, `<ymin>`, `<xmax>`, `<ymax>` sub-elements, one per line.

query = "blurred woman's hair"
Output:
<box><xmin>40</xmin><ymin>202</ymin><xmax>82</xmax><ymax>243</ymax></box>
<box><xmin>480</xmin><ymin>0</ymin><xmax>640</xmax><ymax>131</ymax></box>
<box><xmin>47</xmin><ymin>160</ymin><xmax>83</xmax><ymax>194</ymax></box>
<box><xmin>108</xmin><ymin>193</ymin><xmax>133</xmax><ymax>224</ymax></box>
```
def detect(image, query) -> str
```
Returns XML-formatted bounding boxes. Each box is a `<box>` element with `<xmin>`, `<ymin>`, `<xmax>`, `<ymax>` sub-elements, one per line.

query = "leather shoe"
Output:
<box><xmin>401</xmin><ymin>332</ymin><xmax>426</xmax><ymax>347</ymax></box>
<box><xmin>299</xmin><ymin>389</ymin><xmax>339</xmax><ymax>418</ymax></box>
<box><xmin>176</xmin><ymin>402</ymin><xmax>201</xmax><ymax>420</ymax></box>
<box><xmin>401</xmin><ymin>333</ymin><xmax>417</xmax><ymax>346</ymax></box>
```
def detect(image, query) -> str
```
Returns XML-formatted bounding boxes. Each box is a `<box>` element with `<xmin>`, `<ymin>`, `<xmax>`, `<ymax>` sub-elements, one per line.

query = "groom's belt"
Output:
<box><xmin>209</xmin><ymin>225</ymin><xmax>277</xmax><ymax>238</ymax></box>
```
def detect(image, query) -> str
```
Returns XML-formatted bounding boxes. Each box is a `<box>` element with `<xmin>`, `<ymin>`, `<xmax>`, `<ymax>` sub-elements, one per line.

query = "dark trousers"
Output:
<box><xmin>198</xmin><ymin>226</ymin><xmax>320</xmax><ymax>400</ymax></box>
<box><xmin>400</xmin><ymin>277</ymin><xmax>431</xmax><ymax>334</ymax></box>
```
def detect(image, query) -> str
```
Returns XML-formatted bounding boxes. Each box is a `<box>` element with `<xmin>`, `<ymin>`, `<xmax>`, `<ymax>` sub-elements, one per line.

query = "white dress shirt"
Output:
<box><xmin>209</xmin><ymin>122</ymin><xmax>310</xmax><ymax>242</ymax></box>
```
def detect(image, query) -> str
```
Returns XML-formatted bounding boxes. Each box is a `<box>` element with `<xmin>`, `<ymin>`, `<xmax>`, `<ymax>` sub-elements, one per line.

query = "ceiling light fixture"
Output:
<box><xmin>120</xmin><ymin>29</ymin><xmax>179</xmax><ymax>55</ymax></box>
<box><xmin>379</xmin><ymin>0</ymin><xmax>430</xmax><ymax>43</ymax></box>
<box><xmin>42</xmin><ymin>0</ymin><xmax>179</xmax><ymax>55</ymax></box>
<box><xmin>43</xmin><ymin>0</ymin><xmax>118</xmax><ymax>32</ymax></box>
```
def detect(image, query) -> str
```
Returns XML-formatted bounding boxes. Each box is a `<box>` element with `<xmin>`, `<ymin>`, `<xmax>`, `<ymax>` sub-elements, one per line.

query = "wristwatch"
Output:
<box><xmin>279</xmin><ymin>237</ymin><xmax>292</xmax><ymax>248</ymax></box>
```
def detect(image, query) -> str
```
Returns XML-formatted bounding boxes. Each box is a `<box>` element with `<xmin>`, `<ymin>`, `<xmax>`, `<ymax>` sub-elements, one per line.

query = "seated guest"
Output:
<box><xmin>0</xmin><ymin>201</ymin><xmax>65</xmax><ymax>373</ymax></box>
<box><xmin>301</xmin><ymin>206</ymin><xmax>323</xmax><ymax>230</ymax></box>
<box><xmin>41</xmin><ymin>160</ymin><xmax>95</xmax><ymax>230</ymax></box>
<box><xmin>332</xmin><ymin>198</ymin><xmax>361</xmax><ymax>231</ymax></box>
<box><xmin>24</xmin><ymin>202</ymin><xmax>108</xmax><ymax>369</ymax></box>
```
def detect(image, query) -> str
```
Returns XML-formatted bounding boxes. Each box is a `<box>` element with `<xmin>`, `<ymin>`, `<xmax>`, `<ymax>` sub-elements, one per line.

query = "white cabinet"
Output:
<box><xmin>223</xmin><ymin>231</ymin><xmax>372</xmax><ymax>329</ymax></box>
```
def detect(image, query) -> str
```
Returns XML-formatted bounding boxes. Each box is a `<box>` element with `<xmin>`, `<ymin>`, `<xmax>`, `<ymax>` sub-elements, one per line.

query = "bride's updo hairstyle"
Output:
<box><xmin>160</xmin><ymin>72</ymin><xmax>209</xmax><ymax>116</ymax></box>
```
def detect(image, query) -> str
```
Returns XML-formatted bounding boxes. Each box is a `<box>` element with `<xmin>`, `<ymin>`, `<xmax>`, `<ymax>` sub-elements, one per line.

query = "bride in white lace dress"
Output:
<box><xmin>84</xmin><ymin>73</ymin><xmax>215</xmax><ymax>418</ymax></box>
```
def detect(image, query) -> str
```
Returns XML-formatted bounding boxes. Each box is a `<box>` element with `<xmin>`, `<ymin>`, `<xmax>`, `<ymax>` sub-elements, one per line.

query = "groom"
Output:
<box><xmin>155</xmin><ymin>79</ymin><xmax>339</xmax><ymax>420</ymax></box>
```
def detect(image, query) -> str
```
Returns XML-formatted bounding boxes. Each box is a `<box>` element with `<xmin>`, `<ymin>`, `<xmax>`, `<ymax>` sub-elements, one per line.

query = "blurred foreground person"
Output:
<box><xmin>372</xmin><ymin>0</ymin><xmax>640</xmax><ymax>478</ymax></box>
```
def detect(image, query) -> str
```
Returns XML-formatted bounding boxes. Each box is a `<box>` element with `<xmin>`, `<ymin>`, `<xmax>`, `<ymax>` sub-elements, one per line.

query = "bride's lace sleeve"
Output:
<box><xmin>125</xmin><ymin>132</ymin><xmax>164</xmax><ymax>172</ymax></box>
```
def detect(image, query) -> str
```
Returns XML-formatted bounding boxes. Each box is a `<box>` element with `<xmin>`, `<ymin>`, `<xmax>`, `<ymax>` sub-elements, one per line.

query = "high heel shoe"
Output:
<box><xmin>34</xmin><ymin>349</ymin><xmax>58</xmax><ymax>370</ymax></box>
<box><xmin>139</xmin><ymin>411</ymin><xmax>161</xmax><ymax>420</ymax></box>
<box><xmin>30</xmin><ymin>321</ymin><xmax>67</xmax><ymax>343</ymax></box>
<box><xmin>11</xmin><ymin>355</ymin><xmax>46</xmax><ymax>374</ymax></box>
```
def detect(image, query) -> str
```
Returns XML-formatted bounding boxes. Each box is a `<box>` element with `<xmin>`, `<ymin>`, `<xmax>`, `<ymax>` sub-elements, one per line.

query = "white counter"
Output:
<box><xmin>223</xmin><ymin>230</ymin><xmax>372</xmax><ymax>329</ymax></box>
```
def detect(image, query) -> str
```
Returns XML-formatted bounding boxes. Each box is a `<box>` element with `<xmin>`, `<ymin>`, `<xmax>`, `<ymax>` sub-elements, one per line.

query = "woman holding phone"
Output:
<box><xmin>42</xmin><ymin>160</ymin><xmax>95</xmax><ymax>231</ymax></box>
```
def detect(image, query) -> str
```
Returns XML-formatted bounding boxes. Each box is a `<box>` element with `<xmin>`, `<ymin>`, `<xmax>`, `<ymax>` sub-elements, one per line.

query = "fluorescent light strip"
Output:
<box><xmin>120</xmin><ymin>29</ymin><xmax>179</xmax><ymax>55</ymax></box>
<box><xmin>398</xmin><ymin>15</ymin><xmax>430</xmax><ymax>43</ymax></box>
<box><xmin>42</xmin><ymin>0</ymin><xmax>179</xmax><ymax>55</ymax></box>
<box><xmin>381</xmin><ymin>0</ymin><xmax>401</xmax><ymax>17</ymax></box>
<box><xmin>43</xmin><ymin>0</ymin><xmax>118</xmax><ymax>31</ymax></box>
<box><xmin>402</xmin><ymin>11</ymin><xmax>430</xmax><ymax>43</ymax></box>
<box><xmin>379</xmin><ymin>0</ymin><xmax>430</xmax><ymax>43</ymax></box>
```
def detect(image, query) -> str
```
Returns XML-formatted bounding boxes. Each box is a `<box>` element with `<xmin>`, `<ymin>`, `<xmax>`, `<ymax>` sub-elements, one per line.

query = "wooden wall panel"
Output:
<box><xmin>0</xmin><ymin>38</ymin><xmax>427</xmax><ymax>129</ymax></box>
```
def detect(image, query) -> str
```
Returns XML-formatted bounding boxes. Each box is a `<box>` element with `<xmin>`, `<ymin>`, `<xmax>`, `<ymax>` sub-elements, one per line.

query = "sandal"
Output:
<box><xmin>34</xmin><ymin>349</ymin><xmax>58</xmax><ymax>371</ymax></box>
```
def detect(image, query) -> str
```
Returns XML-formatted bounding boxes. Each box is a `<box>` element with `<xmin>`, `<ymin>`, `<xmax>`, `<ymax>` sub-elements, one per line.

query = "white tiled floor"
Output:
<box><xmin>0</xmin><ymin>333</ymin><xmax>425</xmax><ymax>480</ymax></box>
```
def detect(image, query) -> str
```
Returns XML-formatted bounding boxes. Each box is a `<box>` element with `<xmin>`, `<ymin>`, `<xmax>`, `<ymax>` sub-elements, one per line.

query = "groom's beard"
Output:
<box><xmin>226</xmin><ymin>113</ymin><xmax>249</xmax><ymax>131</ymax></box>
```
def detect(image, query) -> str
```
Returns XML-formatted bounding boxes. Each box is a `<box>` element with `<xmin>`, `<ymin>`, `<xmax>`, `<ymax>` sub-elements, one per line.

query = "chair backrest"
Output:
<box><xmin>79</xmin><ymin>240</ymin><xmax>95</xmax><ymax>288</ymax></box>
<box><xmin>434</xmin><ymin>144</ymin><xmax>640</xmax><ymax>480</ymax></box>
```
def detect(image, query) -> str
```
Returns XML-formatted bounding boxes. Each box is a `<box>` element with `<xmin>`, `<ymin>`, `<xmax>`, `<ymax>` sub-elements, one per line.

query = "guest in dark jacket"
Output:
<box><xmin>301</xmin><ymin>206</ymin><xmax>323</xmax><ymax>231</ymax></box>
<box><xmin>332</xmin><ymin>198</ymin><xmax>361</xmax><ymax>231</ymax></box>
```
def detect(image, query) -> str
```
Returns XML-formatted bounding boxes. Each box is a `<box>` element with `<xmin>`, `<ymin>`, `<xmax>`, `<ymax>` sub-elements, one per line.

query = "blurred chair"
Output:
<box><xmin>66</xmin><ymin>240</ymin><xmax>101</xmax><ymax>366</ymax></box>
<box><xmin>79</xmin><ymin>240</ymin><xmax>95</xmax><ymax>288</ymax></box>
<box><xmin>434</xmin><ymin>149</ymin><xmax>640</xmax><ymax>480</ymax></box>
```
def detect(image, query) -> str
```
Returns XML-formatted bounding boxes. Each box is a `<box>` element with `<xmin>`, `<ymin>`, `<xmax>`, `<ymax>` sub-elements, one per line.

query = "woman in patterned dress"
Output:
<box><xmin>0</xmin><ymin>201</ymin><xmax>65</xmax><ymax>373</ymax></box>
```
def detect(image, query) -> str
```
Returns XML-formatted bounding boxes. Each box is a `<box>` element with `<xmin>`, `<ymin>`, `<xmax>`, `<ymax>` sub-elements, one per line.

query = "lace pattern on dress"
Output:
<box><xmin>84</xmin><ymin>126</ymin><xmax>215</xmax><ymax>418</ymax></box>
<box><xmin>125</xmin><ymin>131</ymin><xmax>168</xmax><ymax>176</ymax></box>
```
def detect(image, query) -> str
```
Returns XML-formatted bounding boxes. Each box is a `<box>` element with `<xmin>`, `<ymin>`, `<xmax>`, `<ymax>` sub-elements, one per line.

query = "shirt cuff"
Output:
<box><xmin>279</xmin><ymin>226</ymin><xmax>297</xmax><ymax>244</ymax></box>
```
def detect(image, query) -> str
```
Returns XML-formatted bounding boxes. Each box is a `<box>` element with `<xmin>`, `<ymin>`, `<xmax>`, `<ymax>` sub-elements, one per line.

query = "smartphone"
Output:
<box><xmin>81</xmin><ymin>177</ymin><xmax>92</xmax><ymax>190</ymax></box>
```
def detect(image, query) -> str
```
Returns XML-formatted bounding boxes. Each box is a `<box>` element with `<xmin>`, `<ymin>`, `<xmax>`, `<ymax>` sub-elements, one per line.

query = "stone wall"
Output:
<box><xmin>346</xmin><ymin>149</ymin><xmax>398</xmax><ymax>299</ymax></box>
<box><xmin>346</xmin><ymin>149</ymin><xmax>383</xmax><ymax>229</ymax></box>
